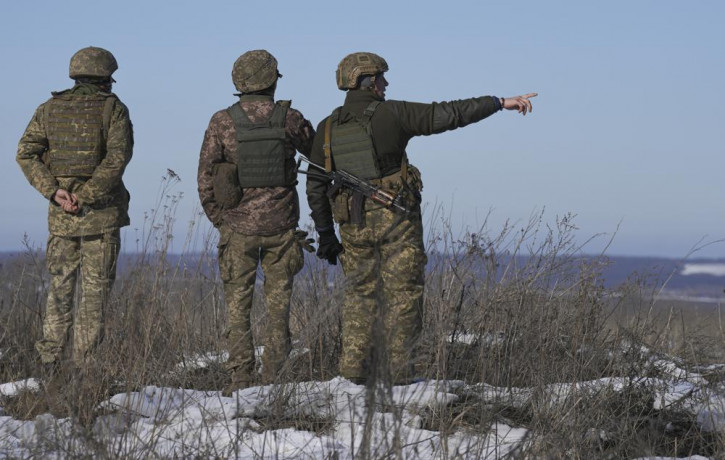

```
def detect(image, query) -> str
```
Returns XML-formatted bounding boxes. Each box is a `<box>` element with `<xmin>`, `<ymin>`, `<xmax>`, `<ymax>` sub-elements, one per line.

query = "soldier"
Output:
<box><xmin>197</xmin><ymin>50</ymin><xmax>315</xmax><ymax>394</ymax></box>
<box><xmin>16</xmin><ymin>47</ymin><xmax>134</xmax><ymax>371</ymax></box>
<box><xmin>306</xmin><ymin>52</ymin><xmax>536</xmax><ymax>385</ymax></box>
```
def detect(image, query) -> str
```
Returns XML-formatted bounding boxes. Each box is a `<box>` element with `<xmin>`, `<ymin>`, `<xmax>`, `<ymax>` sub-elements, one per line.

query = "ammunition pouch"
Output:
<box><xmin>331</xmin><ymin>165</ymin><xmax>424</xmax><ymax>227</ymax></box>
<box><xmin>212</xmin><ymin>162</ymin><xmax>242</xmax><ymax>210</ymax></box>
<box><xmin>330</xmin><ymin>189</ymin><xmax>351</xmax><ymax>225</ymax></box>
<box><xmin>372</xmin><ymin>164</ymin><xmax>423</xmax><ymax>209</ymax></box>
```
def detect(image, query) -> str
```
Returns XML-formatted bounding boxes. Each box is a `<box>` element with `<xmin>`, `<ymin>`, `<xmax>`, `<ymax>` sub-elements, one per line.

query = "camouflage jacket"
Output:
<box><xmin>306</xmin><ymin>90</ymin><xmax>501</xmax><ymax>231</ymax></box>
<box><xmin>16</xmin><ymin>83</ymin><xmax>134</xmax><ymax>237</ymax></box>
<box><xmin>197</xmin><ymin>95</ymin><xmax>315</xmax><ymax>235</ymax></box>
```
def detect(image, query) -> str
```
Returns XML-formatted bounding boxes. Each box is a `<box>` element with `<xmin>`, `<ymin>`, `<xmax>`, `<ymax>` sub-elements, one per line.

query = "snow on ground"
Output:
<box><xmin>0</xmin><ymin>378</ymin><xmax>526</xmax><ymax>458</ymax></box>
<box><xmin>631</xmin><ymin>457</ymin><xmax>710</xmax><ymax>460</ymax></box>
<box><xmin>681</xmin><ymin>263</ymin><xmax>725</xmax><ymax>277</ymax></box>
<box><xmin>1</xmin><ymin>346</ymin><xmax>723</xmax><ymax>458</ymax></box>
<box><xmin>0</xmin><ymin>379</ymin><xmax>39</xmax><ymax>398</ymax></box>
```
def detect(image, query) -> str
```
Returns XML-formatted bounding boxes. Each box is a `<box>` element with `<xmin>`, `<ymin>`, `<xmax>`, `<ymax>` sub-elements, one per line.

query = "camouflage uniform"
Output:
<box><xmin>16</xmin><ymin>47</ymin><xmax>133</xmax><ymax>365</ymax></box>
<box><xmin>198</xmin><ymin>51</ymin><xmax>314</xmax><ymax>385</ymax></box>
<box><xmin>306</xmin><ymin>52</ymin><xmax>503</xmax><ymax>383</ymax></box>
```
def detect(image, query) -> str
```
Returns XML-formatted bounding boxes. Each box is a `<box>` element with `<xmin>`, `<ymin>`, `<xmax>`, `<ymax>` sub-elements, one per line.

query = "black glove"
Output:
<box><xmin>316</xmin><ymin>229</ymin><xmax>344</xmax><ymax>265</ymax></box>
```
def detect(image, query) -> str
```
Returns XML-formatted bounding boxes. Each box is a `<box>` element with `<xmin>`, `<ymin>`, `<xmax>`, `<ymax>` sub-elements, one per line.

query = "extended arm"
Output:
<box><xmin>390</xmin><ymin>93</ymin><xmax>537</xmax><ymax>136</ymax></box>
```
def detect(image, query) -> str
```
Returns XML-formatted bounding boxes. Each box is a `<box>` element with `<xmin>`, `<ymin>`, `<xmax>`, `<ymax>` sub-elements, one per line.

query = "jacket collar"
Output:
<box><xmin>343</xmin><ymin>89</ymin><xmax>384</xmax><ymax>105</ymax></box>
<box><xmin>239</xmin><ymin>94</ymin><xmax>274</xmax><ymax>103</ymax></box>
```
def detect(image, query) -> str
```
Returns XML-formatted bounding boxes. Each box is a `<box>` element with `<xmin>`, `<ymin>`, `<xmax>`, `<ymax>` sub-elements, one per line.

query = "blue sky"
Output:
<box><xmin>1</xmin><ymin>1</ymin><xmax>723</xmax><ymax>257</ymax></box>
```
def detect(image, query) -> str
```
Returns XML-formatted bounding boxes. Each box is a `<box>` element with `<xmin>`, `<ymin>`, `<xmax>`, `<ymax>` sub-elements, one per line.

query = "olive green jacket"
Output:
<box><xmin>305</xmin><ymin>90</ymin><xmax>500</xmax><ymax>231</ymax></box>
<box><xmin>16</xmin><ymin>83</ymin><xmax>134</xmax><ymax>237</ymax></box>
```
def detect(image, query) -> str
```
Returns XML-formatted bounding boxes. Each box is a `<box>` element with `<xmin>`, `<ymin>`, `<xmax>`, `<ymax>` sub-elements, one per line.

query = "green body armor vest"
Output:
<box><xmin>328</xmin><ymin>101</ymin><xmax>383</xmax><ymax>180</ymax></box>
<box><xmin>44</xmin><ymin>92</ymin><xmax>116</xmax><ymax>177</ymax></box>
<box><xmin>227</xmin><ymin>101</ymin><xmax>294</xmax><ymax>188</ymax></box>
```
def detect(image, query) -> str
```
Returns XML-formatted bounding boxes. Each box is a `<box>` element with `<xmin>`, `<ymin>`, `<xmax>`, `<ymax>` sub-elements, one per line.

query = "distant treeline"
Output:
<box><xmin>1</xmin><ymin>251</ymin><xmax>723</xmax><ymax>297</ymax></box>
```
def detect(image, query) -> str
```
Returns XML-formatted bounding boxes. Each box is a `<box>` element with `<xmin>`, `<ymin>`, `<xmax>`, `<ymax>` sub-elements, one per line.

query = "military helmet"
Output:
<box><xmin>336</xmin><ymin>52</ymin><xmax>389</xmax><ymax>90</ymax></box>
<box><xmin>232</xmin><ymin>50</ymin><xmax>279</xmax><ymax>92</ymax></box>
<box><xmin>69</xmin><ymin>46</ymin><xmax>118</xmax><ymax>79</ymax></box>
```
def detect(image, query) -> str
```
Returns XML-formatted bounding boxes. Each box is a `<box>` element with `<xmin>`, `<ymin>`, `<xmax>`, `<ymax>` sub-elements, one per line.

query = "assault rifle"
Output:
<box><xmin>297</xmin><ymin>156</ymin><xmax>409</xmax><ymax>214</ymax></box>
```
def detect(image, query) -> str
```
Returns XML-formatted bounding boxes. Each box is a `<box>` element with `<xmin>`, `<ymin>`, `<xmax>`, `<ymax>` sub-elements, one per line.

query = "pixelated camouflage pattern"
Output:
<box><xmin>232</xmin><ymin>50</ymin><xmax>278</xmax><ymax>93</ymax></box>
<box><xmin>16</xmin><ymin>83</ymin><xmax>134</xmax><ymax>236</ymax></box>
<box><xmin>336</xmin><ymin>52</ymin><xmax>389</xmax><ymax>90</ymax></box>
<box><xmin>69</xmin><ymin>47</ymin><xmax>118</xmax><ymax>79</ymax></box>
<box><xmin>307</xmin><ymin>84</ymin><xmax>503</xmax><ymax>383</ymax></box>
<box><xmin>35</xmin><ymin>230</ymin><xmax>120</xmax><ymax>364</ymax></box>
<box><xmin>198</xmin><ymin>95</ymin><xmax>314</xmax><ymax>234</ymax></box>
<box><xmin>337</xmin><ymin>206</ymin><xmax>426</xmax><ymax>383</ymax></box>
<box><xmin>217</xmin><ymin>227</ymin><xmax>304</xmax><ymax>383</ymax></box>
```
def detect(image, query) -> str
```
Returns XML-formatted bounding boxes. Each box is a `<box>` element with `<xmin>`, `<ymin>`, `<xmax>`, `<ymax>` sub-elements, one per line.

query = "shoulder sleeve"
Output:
<box><xmin>305</xmin><ymin>117</ymin><xmax>334</xmax><ymax>231</ymax></box>
<box><xmin>384</xmin><ymin>96</ymin><xmax>500</xmax><ymax>136</ymax></box>
<box><xmin>285</xmin><ymin>107</ymin><xmax>315</xmax><ymax>157</ymax></box>
<box><xmin>197</xmin><ymin>111</ymin><xmax>228</xmax><ymax>226</ymax></box>
<box><xmin>16</xmin><ymin>102</ymin><xmax>58</xmax><ymax>200</ymax></box>
<box><xmin>107</xmin><ymin>99</ymin><xmax>134</xmax><ymax>159</ymax></box>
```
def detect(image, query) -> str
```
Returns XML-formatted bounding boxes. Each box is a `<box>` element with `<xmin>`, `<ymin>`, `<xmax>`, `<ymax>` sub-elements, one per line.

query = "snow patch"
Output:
<box><xmin>0</xmin><ymin>379</ymin><xmax>40</xmax><ymax>397</ymax></box>
<box><xmin>681</xmin><ymin>263</ymin><xmax>725</xmax><ymax>277</ymax></box>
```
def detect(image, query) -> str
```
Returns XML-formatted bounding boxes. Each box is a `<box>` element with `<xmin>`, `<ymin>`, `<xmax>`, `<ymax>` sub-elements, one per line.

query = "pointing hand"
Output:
<box><xmin>502</xmin><ymin>93</ymin><xmax>537</xmax><ymax>115</ymax></box>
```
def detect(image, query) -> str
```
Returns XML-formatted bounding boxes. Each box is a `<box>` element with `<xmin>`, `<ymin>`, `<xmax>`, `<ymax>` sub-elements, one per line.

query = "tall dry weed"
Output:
<box><xmin>0</xmin><ymin>180</ymin><xmax>723</xmax><ymax>457</ymax></box>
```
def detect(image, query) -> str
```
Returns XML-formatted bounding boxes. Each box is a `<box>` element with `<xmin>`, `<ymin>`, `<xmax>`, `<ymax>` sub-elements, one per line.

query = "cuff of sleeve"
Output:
<box><xmin>315</xmin><ymin>225</ymin><xmax>335</xmax><ymax>234</ymax></box>
<box><xmin>73</xmin><ymin>193</ymin><xmax>88</xmax><ymax>208</ymax></box>
<box><xmin>493</xmin><ymin>96</ymin><xmax>502</xmax><ymax>111</ymax></box>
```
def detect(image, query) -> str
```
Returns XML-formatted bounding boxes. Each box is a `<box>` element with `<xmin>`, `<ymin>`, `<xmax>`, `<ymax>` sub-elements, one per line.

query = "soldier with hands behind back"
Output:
<box><xmin>16</xmin><ymin>47</ymin><xmax>134</xmax><ymax>373</ymax></box>
<box><xmin>306</xmin><ymin>52</ymin><xmax>536</xmax><ymax>384</ymax></box>
<box><xmin>197</xmin><ymin>50</ymin><xmax>315</xmax><ymax>394</ymax></box>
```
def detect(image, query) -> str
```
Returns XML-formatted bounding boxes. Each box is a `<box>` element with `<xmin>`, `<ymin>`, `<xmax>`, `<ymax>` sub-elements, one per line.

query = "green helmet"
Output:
<box><xmin>232</xmin><ymin>50</ymin><xmax>279</xmax><ymax>92</ymax></box>
<box><xmin>336</xmin><ymin>52</ymin><xmax>388</xmax><ymax>90</ymax></box>
<box><xmin>69</xmin><ymin>46</ymin><xmax>118</xmax><ymax>79</ymax></box>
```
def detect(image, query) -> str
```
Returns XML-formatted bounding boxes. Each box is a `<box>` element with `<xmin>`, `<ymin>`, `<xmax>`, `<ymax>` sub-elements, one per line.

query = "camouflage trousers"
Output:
<box><xmin>217</xmin><ymin>227</ymin><xmax>304</xmax><ymax>383</ymax></box>
<box><xmin>338</xmin><ymin>207</ymin><xmax>427</xmax><ymax>383</ymax></box>
<box><xmin>36</xmin><ymin>230</ymin><xmax>120</xmax><ymax>365</ymax></box>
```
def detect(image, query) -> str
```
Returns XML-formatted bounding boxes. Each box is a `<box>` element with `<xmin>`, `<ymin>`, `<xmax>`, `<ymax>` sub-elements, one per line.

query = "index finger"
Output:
<box><xmin>523</xmin><ymin>93</ymin><xmax>538</xmax><ymax>99</ymax></box>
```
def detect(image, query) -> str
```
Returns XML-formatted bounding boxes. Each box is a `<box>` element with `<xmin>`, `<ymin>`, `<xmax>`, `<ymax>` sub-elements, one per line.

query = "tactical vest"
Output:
<box><xmin>325</xmin><ymin>101</ymin><xmax>383</xmax><ymax>180</ymax></box>
<box><xmin>44</xmin><ymin>92</ymin><xmax>116</xmax><ymax>177</ymax></box>
<box><xmin>227</xmin><ymin>101</ymin><xmax>294</xmax><ymax>188</ymax></box>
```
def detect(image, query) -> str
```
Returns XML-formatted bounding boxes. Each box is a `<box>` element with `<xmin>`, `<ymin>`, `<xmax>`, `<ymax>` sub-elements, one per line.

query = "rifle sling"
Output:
<box><xmin>323</xmin><ymin>117</ymin><xmax>333</xmax><ymax>173</ymax></box>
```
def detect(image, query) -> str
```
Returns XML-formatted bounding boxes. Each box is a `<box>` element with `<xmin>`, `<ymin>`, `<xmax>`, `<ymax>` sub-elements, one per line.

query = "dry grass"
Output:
<box><xmin>0</xmin><ymin>177</ymin><xmax>723</xmax><ymax>458</ymax></box>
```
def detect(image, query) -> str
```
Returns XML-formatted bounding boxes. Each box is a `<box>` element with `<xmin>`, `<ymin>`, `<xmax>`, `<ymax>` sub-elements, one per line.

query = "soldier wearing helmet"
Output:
<box><xmin>197</xmin><ymin>50</ymin><xmax>315</xmax><ymax>394</ymax></box>
<box><xmin>16</xmin><ymin>46</ymin><xmax>134</xmax><ymax>374</ymax></box>
<box><xmin>306</xmin><ymin>51</ymin><xmax>536</xmax><ymax>385</ymax></box>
